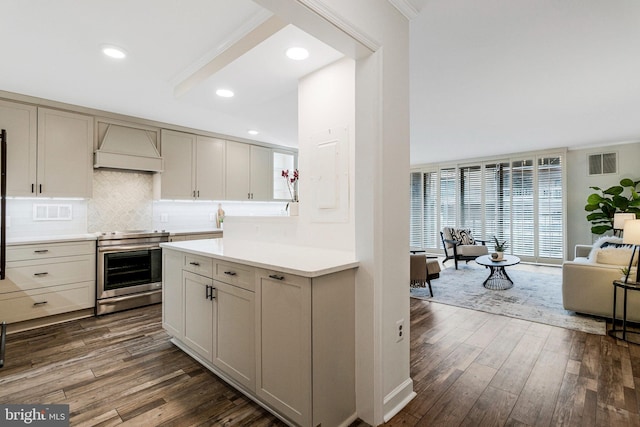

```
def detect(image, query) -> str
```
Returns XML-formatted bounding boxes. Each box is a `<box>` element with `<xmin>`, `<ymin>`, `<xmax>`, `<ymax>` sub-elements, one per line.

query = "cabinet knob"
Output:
<box><xmin>268</xmin><ymin>274</ymin><xmax>285</xmax><ymax>281</ymax></box>
<box><xmin>224</xmin><ymin>271</ymin><xmax>237</xmax><ymax>276</ymax></box>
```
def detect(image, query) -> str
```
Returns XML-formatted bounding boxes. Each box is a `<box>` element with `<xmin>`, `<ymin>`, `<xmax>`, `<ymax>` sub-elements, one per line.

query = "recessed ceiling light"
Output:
<box><xmin>248</xmin><ymin>130</ymin><xmax>259</xmax><ymax>135</ymax></box>
<box><xmin>215</xmin><ymin>89</ymin><xmax>234</xmax><ymax>98</ymax></box>
<box><xmin>101</xmin><ymin>45</ymin><xmax>127</xmax><ymax>59</ymax></box>
<box><xmin>285</xmin><ymin>47</ymin><xmax>309</xmax><ymax>61</ymax></box>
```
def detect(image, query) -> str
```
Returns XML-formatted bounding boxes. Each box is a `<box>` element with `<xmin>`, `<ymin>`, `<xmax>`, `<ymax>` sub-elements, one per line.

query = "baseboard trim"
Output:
<box><xmin>383</xmin><ymin>377</ymin><xmax>416</xmax><ymax>422</ymax></box>
<box><xmin>6</xmin><ymin>309</ymin><xmax>94</xmax><ymax>334</ymax></box>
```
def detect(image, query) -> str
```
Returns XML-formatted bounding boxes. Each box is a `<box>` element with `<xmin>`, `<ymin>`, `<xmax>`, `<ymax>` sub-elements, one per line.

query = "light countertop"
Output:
<box><xmin>7</xmin><ymin>233</ymin><xmax>99</xmax><ymax>245</ymax></box>
<box><xmin>161</xmin><ymin>238</ymin><xmax>358</xmax><ymax>278</ymax></box>
<box><xmin>169</xmin><ymin>229</ymin><xmax>223</xmax><ymax>235</ymax></box>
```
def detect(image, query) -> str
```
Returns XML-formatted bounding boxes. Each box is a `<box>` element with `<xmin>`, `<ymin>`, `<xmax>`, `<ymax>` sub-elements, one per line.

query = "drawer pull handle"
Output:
<box><xmin>269</xmin><ymin>274</ymin><xmax>285</xmax><ymax>281</ymax></box>
<box><xmin>34</xmin><ymin>250</ymin><xmax>49</xmax><ymax>254</ymax></box>
<box><xmin>189</xmin><ymin>262</ymin><xmax>200</xmax><ymax>266</ymax></box>
<box><xmin>224</xmin><ymin>271</ymin><xmax>237</xmax><ymax>276</ymax></box>
<box><xmin>33</xmin><ymin>301</ymin><xmax>48</xmax><ymax>306</ymax></box>
<box><xmin>205</xmin><ymin>285</ymin><xmax>216</xmax><ymax>300</ymax></box>
<box><xmin>33</xmin><ymin>272</ymin><xmax>49</xmax><ymax>277</ymax></box>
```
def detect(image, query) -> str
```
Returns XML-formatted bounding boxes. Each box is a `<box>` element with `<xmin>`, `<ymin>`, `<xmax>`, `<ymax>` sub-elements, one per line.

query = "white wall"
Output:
<box><xmin>566</xmin><ymin>141</ymin><xmax>640</xmax><ymax>257</ymax></box>
<box><xmin>224</xmin><ymin>57</ymin><xmax>357</xmax><ymax>252</ymax></box>
<box><xmin>252</xmin><ymin>2</ymin><xmax>412</xmax><ymax>424</ymax></box>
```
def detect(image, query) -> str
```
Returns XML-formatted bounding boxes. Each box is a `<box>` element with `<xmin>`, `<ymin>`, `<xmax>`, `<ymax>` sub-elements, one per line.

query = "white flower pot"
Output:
<box><xmin>288</xmin><ymin>201</ymin><xmax>299</xmax><ymax>216</ymax></box>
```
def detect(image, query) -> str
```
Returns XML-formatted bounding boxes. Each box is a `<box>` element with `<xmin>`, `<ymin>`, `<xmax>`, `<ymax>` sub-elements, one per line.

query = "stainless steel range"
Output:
<box><xmin>96</xmin><ymin>230</ymin><xmax>169</xmax><ymax>315</ymax></box>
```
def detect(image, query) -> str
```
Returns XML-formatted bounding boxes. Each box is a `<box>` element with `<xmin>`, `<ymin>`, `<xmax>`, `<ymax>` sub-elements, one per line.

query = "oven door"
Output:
<box><xmin>97</xmin><ymin>245</ymin><xmax>162</xmax><ymax>299</ymax></box>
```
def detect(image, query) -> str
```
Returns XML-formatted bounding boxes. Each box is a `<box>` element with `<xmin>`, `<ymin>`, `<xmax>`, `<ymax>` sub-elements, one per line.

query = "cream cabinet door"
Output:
<box><xmin>162</xmin><ymin>249</ymin><xmax>184</xmax><ymax>339</ymax></box>
<box><xmin>256</xmin><ymin>271</ymin><xmax>312</xmax><ymax>426</ymax></box>
<box><xmin>37</xmin><ymin>108</ymin><xmax>93</xmax><ymax>198</ymax></box>
<box><xmin>249</xmin><ymin>145</ymin><xmax>272</xmax><ymax>201</ymax></box>
<box><xmin>159</xmin><ymin>129</ymin><xmax>196</xmax><ymax>199</ymax></box>
<box><xmin>212</xmin><ymin>280</ymin><xmax>255</xmax><ymax>391</ymax></box>
<box><xmin>196</xmin><ymin>136</ymin><xmax>225</xmax><ymax>200</ymax></box>
<box><xmin>225</xmin><ymin>141</ymin><xmax>251</xmax><ymax>200</ymax></box>
<box><xmin>0</xmin><ymin>100</ymin><xmax>37</xmax><ymax>197</ymax></box>
<box><xmin>183</xmin><ymin>271</ymin><xmax>215</xmax><ymax>362</ymax></box>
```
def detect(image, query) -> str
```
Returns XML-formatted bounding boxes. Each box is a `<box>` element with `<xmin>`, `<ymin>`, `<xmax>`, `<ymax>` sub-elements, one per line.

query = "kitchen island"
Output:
<box><xmin>160</xmin><ymin>239</ymin><xmax>358</xmax><ymax>427</ymax></box>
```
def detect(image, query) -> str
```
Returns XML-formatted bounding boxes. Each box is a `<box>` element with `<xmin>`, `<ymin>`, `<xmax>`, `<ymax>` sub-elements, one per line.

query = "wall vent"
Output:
<box><xmin>588</xmin><ymin>152</ymin><xmax>617</xmax><ymax>176</ymax></box>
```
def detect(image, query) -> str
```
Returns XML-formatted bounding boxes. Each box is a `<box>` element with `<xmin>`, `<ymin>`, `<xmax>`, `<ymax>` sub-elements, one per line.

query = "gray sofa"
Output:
<box><xmin>562</xmin><ymin>238</ymin><xmax>640</xmax><ymax>322</ymax></box>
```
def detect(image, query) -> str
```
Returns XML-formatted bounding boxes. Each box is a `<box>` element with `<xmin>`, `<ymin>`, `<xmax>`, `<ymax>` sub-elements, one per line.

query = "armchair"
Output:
<box><xmin>440</xmin><ymin>227</ymin><xmax>488</xmax><ymax>269</ymax></box>
<box><xmin>410</xmin><ymin>255</ymin><xmax>441</xmax><ymax>297</ymax></box>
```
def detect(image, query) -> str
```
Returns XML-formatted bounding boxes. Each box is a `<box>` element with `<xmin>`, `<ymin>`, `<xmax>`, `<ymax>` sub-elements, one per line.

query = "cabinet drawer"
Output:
<box><xmin>183</xmin><ymin>254</ymin><xmax>213</xmax><ymax>277</ymax></box>
<box><xmin>0</xmin><ymin>281</ymin><xmax>95</xmax><ymax>324</ymax></box>
<box><xmin>3</xmin><ymin>255</ymin><xmax>95</xmax><ymax>292</ymax></box>
<box><xmin>7</xmin><ymin>240</ymin><xmax>95</xmax><ymax>261</ymax></box>
<box><xmin>214</xmin><ymin>261</ymin><xmax>255</xmax><ymax>292</ymax></box>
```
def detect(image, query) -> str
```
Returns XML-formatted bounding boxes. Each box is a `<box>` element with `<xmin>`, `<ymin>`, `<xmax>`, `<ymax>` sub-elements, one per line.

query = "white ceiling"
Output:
<box><xmin>410</xmin><ymin>0</ymin><xmax>640</xmax><ymax>164</ymax></box>
<box><xmin>1</xmin><ymin>1</ymin><xmax>639</xmax><ymax>165</ymax></box>
<box><xmin>0</xmin><ymin>0</ymin><xmax>343</xmax><ymax>149</ymax></box>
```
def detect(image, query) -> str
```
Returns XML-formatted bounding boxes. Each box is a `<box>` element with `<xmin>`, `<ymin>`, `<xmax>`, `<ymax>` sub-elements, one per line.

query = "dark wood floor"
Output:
<box><xmin>1</xmin><ymin>301</ymin><xmax>639</xmax><ymax>426</ymax></box>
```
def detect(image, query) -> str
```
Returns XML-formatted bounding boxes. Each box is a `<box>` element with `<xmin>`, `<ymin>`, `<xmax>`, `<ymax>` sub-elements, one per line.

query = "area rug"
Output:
<box><xmin>410</xmin><ymin>263</ymin><xmax>607</xmax><ymax>335</ymax></box>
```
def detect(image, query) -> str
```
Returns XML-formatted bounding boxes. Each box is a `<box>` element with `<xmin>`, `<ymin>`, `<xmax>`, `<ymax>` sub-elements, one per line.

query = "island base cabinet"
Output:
<box><xmin>162</xmin><ymin>249</ymin><xmax>183</xmax><ymax>340</ymax></box>
<box><xmin>183</xmin><ymin>271</ymin><xmax>215</xmax><ymax>362</ymax></box>
<box><xmin>212</xmin><ymin>280</ymin><xmax>255</xmax><ymax>391</ymax></box>
<box><xmin>256</xmin><ymin>268</ymin><xmax>356</xmax><ymax>427</ymax></box>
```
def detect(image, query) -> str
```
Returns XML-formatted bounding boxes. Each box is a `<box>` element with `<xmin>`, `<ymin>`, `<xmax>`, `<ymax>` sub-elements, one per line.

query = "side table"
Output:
<box><xmin>609</xmin><ymin>280</ymin><xmax>640</xmax><ymax>342</ymax></box>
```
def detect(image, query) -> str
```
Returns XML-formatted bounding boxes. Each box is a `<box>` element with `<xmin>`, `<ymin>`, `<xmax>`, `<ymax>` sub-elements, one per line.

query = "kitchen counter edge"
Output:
<box><xmin>160</xmin><ymin>239</ymin><xmax>358</xmax><ymax>278</ymax></box>
<box><xmin>7</xmin><ymin>233</ymin><xmax>99</xmax><ymax>245</ymax></box>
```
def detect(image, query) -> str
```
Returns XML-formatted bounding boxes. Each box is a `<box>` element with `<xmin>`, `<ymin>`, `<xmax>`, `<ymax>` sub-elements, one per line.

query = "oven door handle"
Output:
<box><xmin>98</xmin><ymin>244</ymin><xmax>161</xmax><ymax>253</ymax></box>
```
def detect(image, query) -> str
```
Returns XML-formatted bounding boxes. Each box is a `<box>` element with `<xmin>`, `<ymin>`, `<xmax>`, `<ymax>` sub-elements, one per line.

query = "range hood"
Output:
<box><xmin>94</xmin><ymin>124</ymin><xmax>163</xmax><ymax>172</ymax></box>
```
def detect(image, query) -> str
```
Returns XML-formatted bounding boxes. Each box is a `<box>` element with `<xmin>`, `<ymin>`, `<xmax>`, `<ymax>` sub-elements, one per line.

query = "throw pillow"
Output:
<box><xmin>592</xmin><ymin>247</ymin><xmax>638</xmax><ymax>266</ymax></box>
<box><xmin>588</xmin><ymin>235</ymin><xmax>624</xmax><ymax>260</ymax></box>
<box><xmin>456</xmin><ymin>228</ymin><xmax>476</xmax><ymax>245</ymax></box>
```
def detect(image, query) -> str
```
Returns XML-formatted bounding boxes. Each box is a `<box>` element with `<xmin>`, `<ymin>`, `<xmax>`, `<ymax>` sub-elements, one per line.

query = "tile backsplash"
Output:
<box><xmin>6</xmin><ymin>170</ymin><xmax>288</xmax><ymax>238</ymax></box>
<box><xmin>88</xmin><ymin>170</ymin><xmax>154</xmax><ymax>232</ymax></box>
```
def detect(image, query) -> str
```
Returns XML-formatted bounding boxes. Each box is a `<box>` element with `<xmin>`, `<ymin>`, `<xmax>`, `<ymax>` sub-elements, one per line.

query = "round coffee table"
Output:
<box><xmin>475</xmin><ymin>254</ymin><xmax>521</xmax><ymax>290</ymax></box>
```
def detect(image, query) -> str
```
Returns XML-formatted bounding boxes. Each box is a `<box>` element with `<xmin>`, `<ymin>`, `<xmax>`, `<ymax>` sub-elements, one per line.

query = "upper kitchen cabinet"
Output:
<box><xmin>0</xmin><ymin>103</ymin><xmax>93</xmax><ymax>198</ymax></box>
<box><xmin>225</xmin><ymin>141</ymin><xmax>272</xmax><ymax>201</ymax></box>
<box><xmin>36</xmin><ymin>108</ymin><xmax>93</xmax><ymax>198</ymax></box>
<box><xmin>0</xmin><ymin>100</ymin><xmax>37</xmax><ymax>196</ymax></box>
<box><xmin>158</xmin><ymin>130</ymin><xmax>224</xmax><ymax>200</ymax></box>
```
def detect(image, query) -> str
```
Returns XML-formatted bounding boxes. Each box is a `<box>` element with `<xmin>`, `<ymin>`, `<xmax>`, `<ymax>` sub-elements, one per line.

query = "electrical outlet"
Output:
<box><xmin>160</xmin><ymin>213</ymin><xmax>169</xmax><ymax>223</ymax></box>
<box><xmin>209</xmin><ymin>213</ymin><xmax>216</xmax><ymax>221</ymax></box>
<box><xmin>396</xmin><ymin>319</ymin><xmax>405</xmax><ymax>342</ymax></box>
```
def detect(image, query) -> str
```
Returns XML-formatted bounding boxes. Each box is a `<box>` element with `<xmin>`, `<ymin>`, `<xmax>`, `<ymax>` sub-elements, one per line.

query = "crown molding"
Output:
<box><xmin>388</xmin><ymin>0</ymin><xmax>419</xmax><ymax>20</ymax></box>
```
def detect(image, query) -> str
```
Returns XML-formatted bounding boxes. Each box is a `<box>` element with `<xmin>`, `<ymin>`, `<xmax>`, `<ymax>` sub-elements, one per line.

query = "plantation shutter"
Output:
<box><xmin>484</xmin><ymin>162</ymin><xmax>510</xmax><ymax>251</ymax></box>
<box><xmin>423</xmin><ymin>171</ymin><xmax>439</xmax><ymax>248</ymax></box>
<box><xmin>537</xmin><ymin>156</ymin><xmax>563</xmax><ymax>259</ymax></box>
<box><xmin>409</xmin><ymin>172</ymin><xmax>424</xmax><ymax>247</ymax></box>
<box><xmin>459</xmin><ymin>165</ymin><xmax>483</xmax><ymax>235</ymax></box>
<box><xmin>510</xmin><ymin>159</ymin><xmax>535</xmax><ymax>257</ymax></box>
<box><xmin>439</xmin><ymin>168</ymin><xmax>457</xmax><ymax>229</ymax></box>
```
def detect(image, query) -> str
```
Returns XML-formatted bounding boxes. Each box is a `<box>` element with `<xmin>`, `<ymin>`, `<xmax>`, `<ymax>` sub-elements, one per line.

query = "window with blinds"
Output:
<box><xmin>459</xmin><ymin>165</ymin><xmax>482</xmax><ymax>231</ymax></box>
<box><xmin>439</xmin><ymin>168</ymin><xmax>457</xmax><ymax>228</ymax></box>
<box><xmin>409</xmin><ymin>151</ymin><xmax>565</xmax><ymax>263</ymax></box>
<box><xmin>484</xmin><ymin>162</ymin><xmax>510</xmax><ymax>249</ymax></box>
<box><xmin>409</xmin><ymin>170</ymin><xmax>439</xmax><ymax>249</ymax></box>
<box><xmin>538</xmin><ymin>156</ymin><xmax>563</xmax><ymax>259</ymax></box>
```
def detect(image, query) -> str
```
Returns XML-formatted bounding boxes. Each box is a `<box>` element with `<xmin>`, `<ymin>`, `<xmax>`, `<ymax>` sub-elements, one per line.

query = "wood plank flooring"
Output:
<box><xmin>1</xmin><ymin>301</ymin><xmax>639</xmax><ymax>426</ymax></box>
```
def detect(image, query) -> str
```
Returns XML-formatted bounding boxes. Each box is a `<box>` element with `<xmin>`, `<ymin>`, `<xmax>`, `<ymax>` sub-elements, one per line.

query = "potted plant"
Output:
<box><xmin>585</xmin><ymin>178</ymin><xmax>640</xmax><ymax>235</ymax></box>
<box><xmin>281</xmin><ymin>169</ymin><xmax>299</xmax><ymax>216</ymax></box>
<box><xmin>492</xmin><ymin>237</ymin><xmax>508</xmax><ymax>260</ymax></box>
